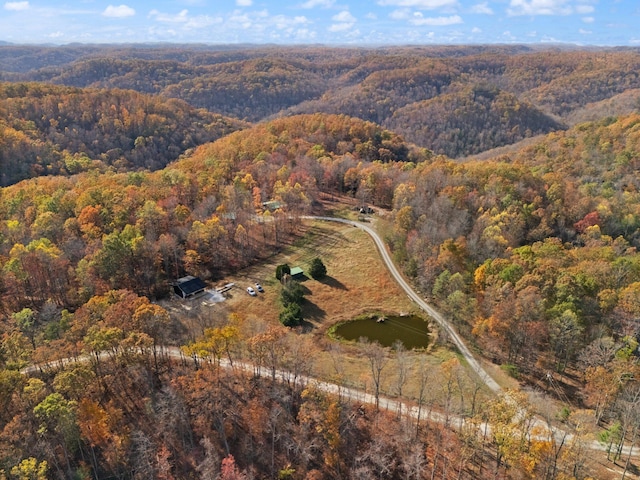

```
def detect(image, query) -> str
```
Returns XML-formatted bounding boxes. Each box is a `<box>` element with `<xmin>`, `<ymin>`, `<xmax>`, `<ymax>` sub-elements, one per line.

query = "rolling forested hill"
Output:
<box><xmin>0</xmin><ymin>82</ymin><xmax>245</xmax><ymax>186</ymax></box>
<box><xmin>2</xmin><ymin>44</ymin><xmax>639</xmax><ymax>158</ymax></box>
<box><xmin>385</xmin><ymin>84</ymin><xmax>563</xmax><ymax>158</ymax></box>
<box><xmin>1</xmin><ymin>108</ymin><xmax>640</xmax><ymax>478</ymax></box>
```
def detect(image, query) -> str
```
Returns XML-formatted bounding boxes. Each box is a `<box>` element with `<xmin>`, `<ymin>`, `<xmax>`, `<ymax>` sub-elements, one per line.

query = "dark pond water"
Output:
<box><xmin>332</xmin><ymin>314</ymin><xmax>429</xmax><ymax>349</ymax></box>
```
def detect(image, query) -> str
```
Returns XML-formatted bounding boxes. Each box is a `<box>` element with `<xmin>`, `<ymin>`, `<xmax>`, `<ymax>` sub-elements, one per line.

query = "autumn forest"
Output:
<box><xmin>1</xmin><ymin>44</ymin><xmax>640</xmax><ymax>479</ymax></box>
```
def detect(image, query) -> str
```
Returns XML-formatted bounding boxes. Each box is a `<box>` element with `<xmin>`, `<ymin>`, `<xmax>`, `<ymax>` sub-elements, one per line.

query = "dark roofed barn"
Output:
<box><xmin>173</xmin><ymin>276</ymin><xmax>207</xmax><ymax>299</ymax></box>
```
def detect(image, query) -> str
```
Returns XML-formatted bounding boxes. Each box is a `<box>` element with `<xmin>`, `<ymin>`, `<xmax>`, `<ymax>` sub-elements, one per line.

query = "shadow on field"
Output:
<box><xmin>302</xmin><ymin>299</ymin><xmax>326</xmax><ymax>323</ymax></box>
<box><xmin>320</xmin><ymin>276</ymin><xmax>348</xmax><ymax>290</ymax></box>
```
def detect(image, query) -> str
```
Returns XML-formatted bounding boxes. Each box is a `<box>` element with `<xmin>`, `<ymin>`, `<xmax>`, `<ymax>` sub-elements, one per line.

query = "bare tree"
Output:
<box><xmin>328</xmin><ymin>343</ymin><xmax>347</xmax><ymax>401</ymax></box>
<box><xmin>196</xmin><ymin>437</ymin><xmax>220</xmax><ymax>480</ymax></box>
<box><xmin>359</xmin><ymin>338</ymin><xmax>389</xmax><ymax>411</ymax></box>
<box><xmin>616</xmin><ymin>383</ymin><xmax>640</xmax><ymax>479</ymax></box>
<box><xmin>393</xmin><ymin>340</ymin><xmax>409</xmax><ymax>418</ymax></box>
<box><xmin>415</xmin><ymin>357</ymin><xmax>431</xmax><ymax>438</ymax></box>
<box><xmin>130</xmin><ymin>430</ymin><xmax>156</xmax><ymax>480</ymax></box>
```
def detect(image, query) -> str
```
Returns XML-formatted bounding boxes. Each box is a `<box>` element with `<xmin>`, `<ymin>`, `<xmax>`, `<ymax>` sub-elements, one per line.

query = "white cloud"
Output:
<box><xmin>507</xmin><ymin>0</ymin><xmax>573</xmax><ymax>16</ymax></box>
<box><xmin>409</xmin><ymin>12</ymin><xmax>464</xmax><ymax>27</ymax></box>
<box><xmin>470</xmin><ymin>2</ymin><xmax>493</xmax><ymax>14</ymax></box>
<box><xmin>292</xmin><ymin>28</ymin><xmax>317</xmax><ymax>40</ymax></box>
<box><xmin>344</xmin><ymin>28</ymin><xmax>362</xmax><ymax>39</ymax></box>
<box><xmin>391</xmin><ymin>8</ymin><xmax>463</xmax><ymax>25</ymax></box>
<box><xmin>102</xmin><ymin>4</ymin><xmax>135</xmax><ymax>18</ymax></box>
<box><xmin>229</xmin><ymin>11</ymin><xmax>253</xmax><ymax>28</ymax></box>
<box><xmin>471</xmin><ymin>26</ymin><xmax>481</xmax><ymax>33</ymax></box>
<box><xmin>582</xmin><ymin>16</ymin><xmax>594</xmax><ymax>23</ymax></box>
<box><xmin>149</xmin><ymin>9</ymin><xmax>189</xmax><ymax>23</ymax></box>
<box><xmin>410</xmin><ymin>13</ymin><xmax>463</xmax><ymax>25</ymax></box>
<box><xmin>272</xmin><ymin>14</ymin><xmax>310</xmax><ymax>29</ymax></box>
<box><xmin>575</xmin><ymin>4</ymin><xmax>594</xmax><ymax>14</ymax></box>
<box><xmin>185</xmin><ymin>15</ymin><xmax>221</xmax><ymax>28</ymax></box>
<box><xmin>579</xmin><ymin>28</ymin><xmax>592</xmax><ymax>34</ymax></box>
<box><xmin>269</xmin><ymin>26</ymin><xmax>317</xmax><ymax>42</ymax></box>
<box><xmin>300</xmin><ymin>0</ymin><xmax>335</xmax><ymax>7</ymax></box>
<box><xmin>366</xmin><ymin>12</ymin><xmax>378</xmax><ymax>20</ymax></box>
<box><xmin>329</xmin><ymin>22</ymin><xmax>353</xmax><ymax>32</ymax></box>
<box><xmin>4</xmin><ymin>1</ymin><xmax>29</xmax><ymax>11</ymax></box>
<box><xmin>329</xmin><ymin>11</ymin><xmax>356</xmax><ymax>32</ymax></box>
<box><xmin>236</xmin><ymin>0</ymin><xmax>253</xmax><ymax>6</ymax></box>
<box><xmin>332</xmin><ymin>10</ymin><xmax>356</xmax><ymax>22</ymax></box>
<box><xmin>377</xmin><ymin>0</ymin><xmax>458</xmax><ymax>10</ymax></box>
<box><xmin>148</xmin><ymin>8</ymin><xmax>220</xmax><ymax>28</ymax></box>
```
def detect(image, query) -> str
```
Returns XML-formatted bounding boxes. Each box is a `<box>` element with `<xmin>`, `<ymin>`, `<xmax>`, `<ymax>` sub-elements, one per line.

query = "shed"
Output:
<box><xmin>173</xmin><ymin>276</ymin><xmax>207</xmax><ymax>299</ymax></box>
<box><xmin>290</xmin><ymin>267</ymin><xmax>304</xmax><ymax>278</ymax></box>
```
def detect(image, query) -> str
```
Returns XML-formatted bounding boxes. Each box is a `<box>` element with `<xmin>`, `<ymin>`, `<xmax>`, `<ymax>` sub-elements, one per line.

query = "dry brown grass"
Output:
<box><xmin>205</xmin><ymin>218</ymin><xmax>499</xmax><ymax>410</ymax></box>
<box><xmin>222</xmin><ymin>219</ymin><xmax>415</xmax><ymax>331</ymax></box>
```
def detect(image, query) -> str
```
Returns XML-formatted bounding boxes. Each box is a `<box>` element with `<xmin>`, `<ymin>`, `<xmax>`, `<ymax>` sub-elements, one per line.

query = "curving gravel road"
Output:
<box><xmin>22</xmin><ymin>215</ymin><xmax>628</xmax><ymax>457</ymax></box>
<box><xmin>23</xmin><ymin>215</ymin><xmax>498</xmax><ymax>396</ymax></box>
<box><xmin>304</xmin><ymin>217</ymin><xmax>636</xmax><ymax>456</ymax></box>
<box><xmin>305</xmin><ymin>215</ymin><xmax>502</xmax><ymax>394</ymax></box>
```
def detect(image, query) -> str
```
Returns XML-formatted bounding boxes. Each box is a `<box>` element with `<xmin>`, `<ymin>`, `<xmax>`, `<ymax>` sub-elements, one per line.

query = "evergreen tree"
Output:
<box><xmin>276</xmin><ymin>264</ymin><xmax>291</xmax><ymax>281</ymax></box>
<box><xmin>309</xmin><ymin>257</ymin><xmax>327</xmax><ymax>280</ymax></box>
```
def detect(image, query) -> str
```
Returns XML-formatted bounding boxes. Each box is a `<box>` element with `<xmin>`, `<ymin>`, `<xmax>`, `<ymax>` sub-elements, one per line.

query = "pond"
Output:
<box><xmin>331</xmin><ymin>314</ymin><xmax>430</xmax><ymax>349</ymax></box>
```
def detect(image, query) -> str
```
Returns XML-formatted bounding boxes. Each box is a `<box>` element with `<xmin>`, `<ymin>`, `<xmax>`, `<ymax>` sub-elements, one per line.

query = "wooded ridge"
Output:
<box><xmin>3</xmin><ymin>45</ymin><xmax>640</xmax><ymax>158</ymax></box>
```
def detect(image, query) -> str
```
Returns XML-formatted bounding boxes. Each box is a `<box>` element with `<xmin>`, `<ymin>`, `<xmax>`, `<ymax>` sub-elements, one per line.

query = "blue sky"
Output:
<box><xmin>1</xmin><ymin>0</ymin><xmax>638</xmax><ymax>46</ymax></box>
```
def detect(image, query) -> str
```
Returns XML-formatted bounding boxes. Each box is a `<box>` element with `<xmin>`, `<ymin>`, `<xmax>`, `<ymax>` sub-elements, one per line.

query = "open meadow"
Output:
<box><xmin>185</xmin><ymin>215</ymin><xmax>514</xmax><ymax>415</ymax></box>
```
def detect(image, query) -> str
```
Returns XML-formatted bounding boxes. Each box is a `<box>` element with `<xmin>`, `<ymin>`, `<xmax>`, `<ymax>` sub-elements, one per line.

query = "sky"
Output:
<box><xmin>0</xmin><ymin>0</ymin><xmax>638</xmax><ymax>46</ymax></box>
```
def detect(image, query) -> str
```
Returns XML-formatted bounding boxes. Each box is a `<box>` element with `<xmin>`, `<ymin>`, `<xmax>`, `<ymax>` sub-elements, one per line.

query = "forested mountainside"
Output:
<box><xmin>1</xmin><ymin>109</ymin><xmax>640</xmax><ymax>477</ymax></box>
<box><xmin>390</xmin><ymin>114</ymin><xmax>640</xmax><ymax>376</ymax></box>
<box><xmin>2</xmin><ymin>45</ymin><xmax>640</xmax><ymax>158</ymax></box>
<box><xmin>385</xmin><ymin>85</ymin><xmax>564</xmax><ymax>158</ymax></box>
<box><xmin>0</xmin><ymin>82</ymin><xmax>245</xmax><ymax>186</ymax></box>
<box><xmin>0</xmin><ymin>114</ymin><xmax>416</xmax><ymax>312</ymax></box>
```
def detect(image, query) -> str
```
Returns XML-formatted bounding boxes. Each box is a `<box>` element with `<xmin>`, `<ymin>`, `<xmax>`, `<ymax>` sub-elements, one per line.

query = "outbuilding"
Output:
<box><xmin>173</xmin><ymin>276</ymin><xmax>207</xmax><ymax>299</ymax></box>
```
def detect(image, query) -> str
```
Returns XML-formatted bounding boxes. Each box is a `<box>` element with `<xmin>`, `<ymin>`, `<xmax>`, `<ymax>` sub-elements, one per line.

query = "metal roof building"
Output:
<box><xmin>173</xmin><ymin>276</ymin><xmax>207</xmax><ymax>299</ymax></box>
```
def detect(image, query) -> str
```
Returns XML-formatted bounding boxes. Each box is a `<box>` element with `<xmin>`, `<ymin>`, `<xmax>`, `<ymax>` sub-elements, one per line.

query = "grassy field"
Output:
<box><xmin>190</xmin><ymin>216</ymin><xmax>500</xmax><ymax>412</ymax></box>
<box><xmin>223</xmin><ymin>219</ymin><xmax>415</xmax><ymax>331</ymax></box>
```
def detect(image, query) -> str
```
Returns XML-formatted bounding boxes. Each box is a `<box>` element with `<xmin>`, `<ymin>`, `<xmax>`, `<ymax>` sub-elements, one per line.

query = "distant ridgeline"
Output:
<box><xmin>3</xmin><ymin>44</ymin><xmax>640</xmax><ymax>164</ymax></box>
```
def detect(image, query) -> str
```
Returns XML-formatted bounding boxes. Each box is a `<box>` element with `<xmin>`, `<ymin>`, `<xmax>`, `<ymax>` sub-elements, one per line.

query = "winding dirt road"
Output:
<box><xmin>22</xmin><ymin>215</ymin><xmax>500</xmax><ymax>398</ymax></box>
<box><xmin>305</xmin><ymin>215</ymin><xmax>502</xmax><ymax>394</ymax></box>
<box><xmin>20</xmin><ymin>215</ymin><xmax>629</xmax><ymax>461</ymax></box>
